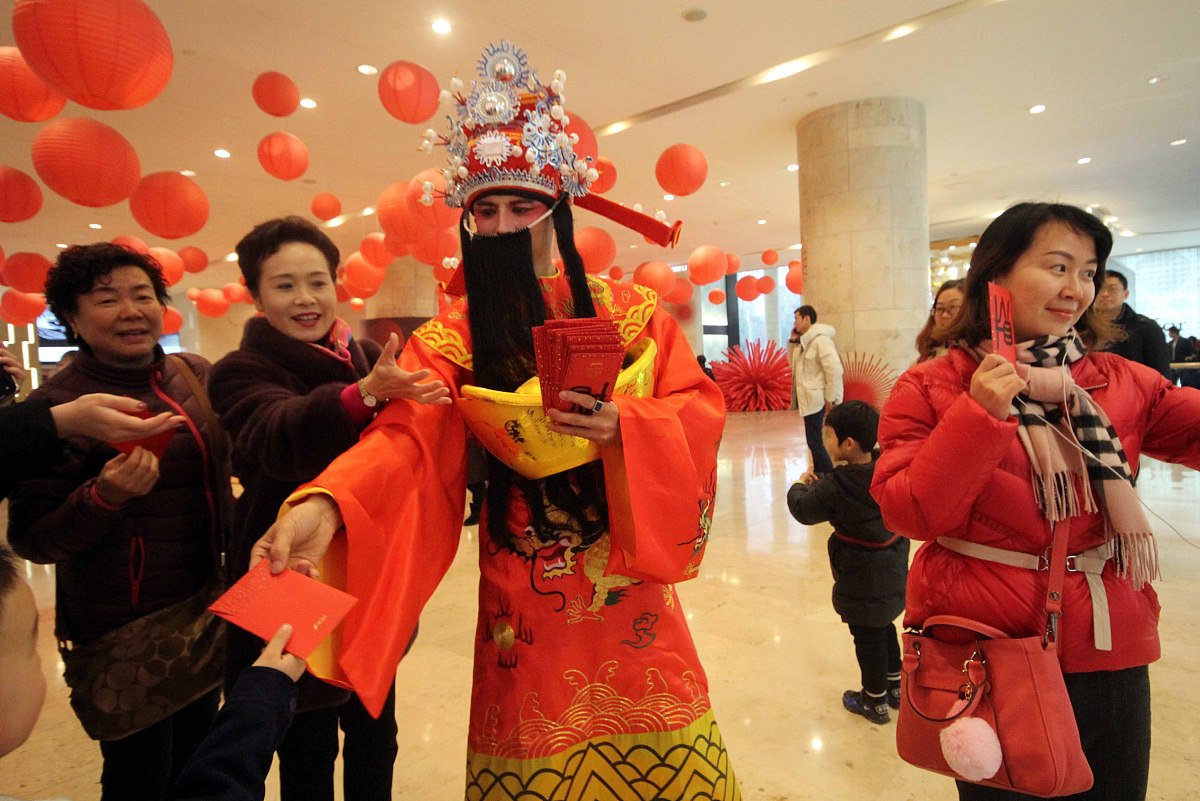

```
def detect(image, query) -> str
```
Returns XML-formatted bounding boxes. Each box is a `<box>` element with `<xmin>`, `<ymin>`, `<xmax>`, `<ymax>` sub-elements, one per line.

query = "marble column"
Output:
<box><xmin>796</xmin><ymin>97</ymin><xmax>930</xmax><ymax>377</ymax></box>
<box><xmin>362</xmin><ymin>255</ymin><xmax>439</xmax><ymax>341</ymax></box>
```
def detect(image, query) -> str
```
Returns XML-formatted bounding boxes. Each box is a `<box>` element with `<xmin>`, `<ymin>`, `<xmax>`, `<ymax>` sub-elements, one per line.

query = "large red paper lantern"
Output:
<box><xmin>565</xmin><ymin>113</ymin><xmax>598</xmax><ymax>164</ymax></box>
<box><xmin>359</xmin><ymin>233</ymin><xmax>392</xmax><ymax>269</ymax></box>
<box><xmin>311</xmin><ymin>192</ymin><xmax>341</xmax><ymax>221</ymax></box>
<box><xmin>575</xmin><ymin>227</ymin><xmax>616</xmax><ymax>274</ymax></box>
<box><xmin>13</xmin><ymin>0</ymin><xmax>173</xmax><ymax>111</ymax></box>
<box><xmin>655</xmin><ymin>143</ymin><xmax>707</xmax><ymax>196</ymax></box>
<box><xmin>786</xmin><ymin>266</ymin><xmax>804</xmax><ymax>295</ymax></box>
<box><xmin>687</xmin><ymin>245</ymin><xmax>725</xmax><ymax>286</ymax></box>
<box><xmin>194</xmin><ymin>287</ymin><xmax>230</xmax><ymax>318</ymax></box>
<box><xmin>344</xmin><ymin>252</ymin><xmax>385</xmax><ymax>293</ymax></box>
<box><xmin>756</xmin><ymin>276</ymin><xmax>776</xmax><ymax>294</ymax></box>
<box><xmin>0</xmin><ymin>288</ymin><xmax>45</xmax><ymax>325</ymax></box>
<box><xmin>761</xmin><ymin>249</ymin><xmax>779</xmax><ymax>266</ymax></box>
<box><xmin>1</xmin><ymin>251</ymin><xmax>52</xmax><ymax>292</ymax></box>
<box><xmin>708</xmin><ymin>289</ymin><xmax>726</xmax><ymax>305</ymax></box>
<box><xmin>633</xmin><ymin>261</ymin><xmax>675</xmax><ymax>297</ymax></box>
<box><xmin>32</xmin><ymin>117</ymin><xmax>140</xmax><ymax>207</ymax></box>
<box><xmin>664</xmin><ymin>277</ymin><xmax>694</xmax><ymax>305</ymax></box>
<box><xmin>147</xmin><ymin>246</ymin><xmax>184</xmax><ymax>286</ymax></box>
<box><xmin>725</xmin><ymin>253</ymin><xmax>741</xmax><ymax>274</ymax></box>
<box><xmin>591</xmin><ymin>156</ymin><xmax>617</xmax><ymax>194</ymax></box>
<box><xmin>377</xmin><ymin>181</ymin><xmax>424</xmax><ymax>243</ymax></box>
<box><xmin>252</xmin><ymin>71</ymin><xmax>299</xmax><ymax>117</ymax></box>
<box><xmin>383</xmin><ymin>234</ymin><xmax>409</xmax><ymax>258</ymax></box>
<box><xmin>378</xmin><ymin>60</ymin><xmax>439</xmax><ymax>123</ymax></box>
<box><xmin>257</xmin><ymin>132</ymin><xmax>309</xmax><ymax>181</ymax></box>
<box><xmin>735</xmin><ymin>275</ymin><xmax>760</xmax><ymax>301</ymax></box>
<box><xmin>111</xmin><ymin>233</ymin><xmax>149</xmax><ymax>254</ymax></box>
<box><xmin>161</xmin><ymin>304</ymin><xmax>183</xmax><ymax>335</ymax></box>
<box><xmin>410</xmin><ymin>227</ymin><xmax>459</xmax><ymax>267</ymax></box>
<box><xmin>0</xmin><ymin>46</ymin><xmax>66</xmax><ymax>122</ymax></box>
<box><xmin>407</xmin><ymin>169</ymin><xmax>460</xmax><ymax>230</ymax></box>
<box><xmin>0</xmin><ymin>165</ymin><xmax>43</xmax><ymax>222</ymax></box>
<box><xmin>179</xmin><ymin>245</ymin><xmax>208</xmax><ymax>273</ymax></box>
<box><xmin>129</xmin><ymin>172</ymin><xmax>209</xmax><ymax>239</ymax></box>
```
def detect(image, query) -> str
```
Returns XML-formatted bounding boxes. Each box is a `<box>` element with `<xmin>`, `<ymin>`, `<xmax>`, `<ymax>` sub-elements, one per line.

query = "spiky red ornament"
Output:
<box><xmin>840</xmin><ymin>351</ymin><xmax>898</xmax><ymax>409</ymax></box>
<box><xmin>710</xmin><ymin>339</ymin><xmax>792</xmax><ymax>412</ymax></box>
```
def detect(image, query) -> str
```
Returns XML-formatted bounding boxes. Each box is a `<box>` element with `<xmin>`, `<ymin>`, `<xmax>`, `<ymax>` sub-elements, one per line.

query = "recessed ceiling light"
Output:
<box><xmin>224</xmin><ymin>252</ymin><xmax>238</xmax><ymax>262</ymax></box>
<box><xmin>1029</xmin><ymin>104</ymin><xmax>1046</xmax><ymax>114</ymax></box>
<box><xmin>990</xmin><ymin>210</ymin><xmax>1004</xmax><ymax>218</ymax></box>
<box><xmin>885</xmin><ymin>24</ymin><xmax>915</xmax><ymax>41</ymax></box>
<box><xmin>88</xmin><ymin>223</ymin><xmax>102</xmax><ymax>229</ymax></box>
<box><xmin>1119</xmin><ymin>229</ymin><xmax>1136</xmax><ymax>237</ymax></box>
<box><xmin>968</xmin><ymin>242</ymin><xmax>976</xmax><ymax>248</ymax></box>
<box><xmin>787</xmin><ymin>163</ymin><xmax>799</xmax><ymax>172</ymax></box>
<box><xmin>179</xmin><ymin>169</ymin><xmax>196</xmax><ymax>177</ymax></box>
<box><xmin>299</xmin><ymin>98</ymin><xmax>317</xmax><ymax>109</ymax></box>
<box><xmin>357</xmin><ymin>64</ymin><xmax>378</xmax><ymax>76</ymax></box>
<box><xmin>1147</xmin><ymin>75</ymin><xmax>1167</xmax><ymax>85</ymax></box>
<box><xmin>719</xmin><ymin>181</ymin><xmax>730</xmax><ymax>187</ymax></box>
<box><xmin>1170</xmin><ymin>138</ymin><xmax>1187</xmax><ymax>146</ymax></box>
<box><xmin>432</xmin><ymin>18</ymin><xmax>452</xmax><ymax>34</ymax></box>
<box><xmin>757</xmin><ymin>219</ymin><xmax>767</xmax><ymax>225</ymax></box>
<box><xmin>663</xmin><ymin>194</ymin><xmax>674</xmax><ymax>201</ymax></box>
<box><xmin>1077</xmin><ymin>157</ymin><xmax>1092</xmax><ymax>165</ymax></box>
<box><xmin>214</xmin><ymin>148</ymin><xmax>231</xmax><ymax>159</ymax></box>
<box><xmin>789</xmin><ymin>243</ymin><xmax>803</xmax><ymax>250</ymax></box>
<box><xmin>326</xmin><ymin>216</ymin><xmax>345</xmax><ymax>228</ymax></box>
<box><xmin>361</xmin><ymin>207</ymin><xmax>375</xmax><ymax>216</ymax></box>
<box><xmin>56</xmin><ymin>243</ymin><xmax>68</xmax><ymax>249</ymax></box>
<box><xmin>629</xmin><ymin>244</ymin><xmax>637</xmax><ymax>249</ymax></box>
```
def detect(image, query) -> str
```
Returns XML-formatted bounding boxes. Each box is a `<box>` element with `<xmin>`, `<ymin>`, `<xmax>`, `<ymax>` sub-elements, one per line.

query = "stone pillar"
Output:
<box><xmin>796</xmin><ymin>97</ymin><xmax>930</xmax><ymax>376</ymax></box>
<box><xmin>359</xmin><ymin>256</ymin><xmax>439</xmax><ymax>344</ymax></box>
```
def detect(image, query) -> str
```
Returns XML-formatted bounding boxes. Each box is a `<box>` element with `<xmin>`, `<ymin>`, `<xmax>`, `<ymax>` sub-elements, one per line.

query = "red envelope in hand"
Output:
<box><xmin>209</xmin><ymin>559</ymin><xmax>358</xmax><ymax>659</ymax></box>
<box><xmin>988</xmin><ymin>281</ymin><xmax>1018</xmax><ymax>364</ymax></box>
<box><xmin>108</xmin><ymin>410</ymin><xmax>176</xmax><ymax>459</ymax></box>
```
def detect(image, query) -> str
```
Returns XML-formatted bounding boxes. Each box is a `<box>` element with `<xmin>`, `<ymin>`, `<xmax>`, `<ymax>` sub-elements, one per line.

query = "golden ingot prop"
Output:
<box><xmin>457</xmin><ymin>338</ymin><xmax>656</xmax><ymax>479</ymax></box>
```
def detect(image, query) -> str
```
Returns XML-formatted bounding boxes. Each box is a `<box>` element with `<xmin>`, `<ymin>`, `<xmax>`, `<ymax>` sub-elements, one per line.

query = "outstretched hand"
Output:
<box><xmin>547</xmin><ymin>390</ymin><xmax>622</xmax><ymax>447</ymax></box>
<box><xmin>360</xmin><ymin>333</ymin><xmax>451</xmax><ymax>405</ymax></box>
<box><xmin>52</xmin><ymin>393</ymin><xmax>183</xmax><ymax>441</ymax></box>
<box><xmin>252</xmin><ymin>624</ymin><xmax>307</xmax><ymax>682</ymax></box>
<box><xmin>250</xmin><ymin>494</ymin><xmax>343</xmax><ymax>577</ymax></box>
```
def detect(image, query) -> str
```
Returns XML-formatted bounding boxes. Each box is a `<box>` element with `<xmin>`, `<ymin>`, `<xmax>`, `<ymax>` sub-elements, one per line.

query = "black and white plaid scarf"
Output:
<box><xmin>1009</xmin><ymin>333</ymin><xmax>1157</xmax><ymax>586</ymax></box>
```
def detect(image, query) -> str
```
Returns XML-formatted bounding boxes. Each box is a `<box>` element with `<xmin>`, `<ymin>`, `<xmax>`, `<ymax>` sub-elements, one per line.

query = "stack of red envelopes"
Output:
<box><xmin>532</xmin><ymin>318</ymin><xmax>624</xmax><ymax>414</ymax></box>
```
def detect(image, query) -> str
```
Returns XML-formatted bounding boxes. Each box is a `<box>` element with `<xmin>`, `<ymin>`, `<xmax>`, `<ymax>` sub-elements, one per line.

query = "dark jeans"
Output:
<box><xmin>277</xmin><ymin>684</ymin><xmax>399</xmax><ymax>801</ymax></box>
<box><xmin>847</xmin><ymin>623</ymin><xmax>901</xmax><ymax>696</ymax></box>
<box><xmin>956</xmin><ymin>665</ymin><xmax>1151</xmax><ymax>801</ymax></box>
<box><xmin>804</xmin><ymin>408</ymin><xmax>833</xmax><ymax>475</ymax></box>
<box><xmin>98</xmin><ymin>688</ymin><xmax>220</xmax><ymax>801</ymax></box>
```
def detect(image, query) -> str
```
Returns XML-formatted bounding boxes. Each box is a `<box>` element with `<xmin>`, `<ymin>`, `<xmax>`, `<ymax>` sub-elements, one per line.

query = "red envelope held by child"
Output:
<box><xmin>209</xmin><ymin>559</ymin><xmax>358</xmax><ymax>659</ymax></box>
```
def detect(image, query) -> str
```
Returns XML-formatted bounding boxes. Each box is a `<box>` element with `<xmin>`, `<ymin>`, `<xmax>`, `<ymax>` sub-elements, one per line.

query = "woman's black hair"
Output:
<box><xmin>44</xmin><ymin>243</ymin><xmax>170</xmax><ymax>343</ymax></box>
<box><xmin>235</xmin><ymin>215</ymin><xmax>340</xmax><ymax>293</ymax></box>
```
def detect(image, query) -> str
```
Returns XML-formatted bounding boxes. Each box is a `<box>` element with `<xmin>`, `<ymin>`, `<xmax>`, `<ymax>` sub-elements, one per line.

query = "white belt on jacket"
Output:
<box><xmin>936</xmin><ymin>536</ymin><xmax>1114</xmax><ymax>651</ymax></box>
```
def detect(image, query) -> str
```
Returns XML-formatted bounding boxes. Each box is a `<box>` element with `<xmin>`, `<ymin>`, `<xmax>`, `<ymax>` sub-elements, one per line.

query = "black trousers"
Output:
<box><xmin>847</xmin><ymin>622</ymin><xmax>901</xmax><ymax>696</ymax></box>
<box><xmin>956</xmin><ymin>665</ymin><xmax>1151</xmax><ymax>801</ymax></box>
<box><xmin>804</xmin><ymin>407</ymin><xmax>834</xmax><ymax>476</ymax></box>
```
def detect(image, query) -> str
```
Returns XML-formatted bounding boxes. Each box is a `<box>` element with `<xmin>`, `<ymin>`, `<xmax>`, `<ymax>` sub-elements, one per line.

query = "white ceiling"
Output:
<box><xmin>2</xmin><ymin>0</ymin><xmax>1197</xmax><ymax>291</ymax></box>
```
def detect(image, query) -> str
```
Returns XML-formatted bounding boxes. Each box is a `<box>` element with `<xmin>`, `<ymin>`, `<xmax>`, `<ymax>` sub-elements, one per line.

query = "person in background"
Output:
<box><xmin>873</xmin><ymin>202</ymin><xmax>1200</xmax><ymax>800</ymax></box>
<box><xmin>1094</xmin><ymin>268</ymin><xmax>1171</xmax><ymax>377</ymax></box>
<box><xmin>697</xmin><ymin>354</ymin><xmax>716</xmax><ymax>381</ymax></box>
<box><xmin>789</xmin><ymin>305</ymin><xmax>843</xmax><ymax>476</ymax></box>
<box><xmin>787</xmin><ymin>400</ymin><xmax>908</xmax><ymax>725</ymax></box>
<box><xmin>1167</xmin><ymin>325</ymin><xmax>1199</xmax><ymax>388</ymax></box>
<box><xmin>207</xmin><ymin>216</ymin><xmax>448</xmax><ymax>801</ymax></box>
<box><xmin>914</xmin><ymin>279</ymin><xmax>965</xmax><ymax>362</ymax></box>
<box><xmin>6</xmin><ymin>243</ymin><xmax>234</xmax><ymax>801</ymax></box>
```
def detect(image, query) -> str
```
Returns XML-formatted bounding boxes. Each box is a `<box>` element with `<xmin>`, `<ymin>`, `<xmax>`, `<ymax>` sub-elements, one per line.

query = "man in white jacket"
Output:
<box><xmin>788</xmin><ymin>305</ymin><xmax>843</xmax><ymax>475</ymax></box>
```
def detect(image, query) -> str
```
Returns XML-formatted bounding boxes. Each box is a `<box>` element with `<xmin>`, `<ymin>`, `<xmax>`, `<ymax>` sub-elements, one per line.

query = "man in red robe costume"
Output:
<box><xmin>255</xmin><ymin>41</ymin><xmax>737</xmax><ymax>800</ymax></box>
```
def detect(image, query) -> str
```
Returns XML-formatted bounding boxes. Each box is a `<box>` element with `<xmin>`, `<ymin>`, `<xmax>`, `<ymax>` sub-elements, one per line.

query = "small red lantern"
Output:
<box><xmin>0</xmin><ymin>164</ymin><xmax>43</xmax><ymax>222</ymax></box>
<box><xmin>377</xmin><ymin>181</ymin><xmax>424</xmax><ymax>243</ymax></box>
<box><xmin>383</xmin><ymin>234</ymin><xmax>409</xmax><ymax>258</ymax></box>
<box><xmin>1</xmin><ymin>251</ymin><xmax>52</xmax><ymax>292</ymax></box>
<box><xmin>591</xmin><ymin>156</ymin><xmax>617</xmax><ymax>194</ymax></box>
<box><xmin>565</xmin><ymin>113</ymin><xmax>598</xmax><ymax>164</ymax></box>
<box><xmin>786</xmin><ymin>267</ymin><xmax>804</xmax><ymax>295</ymax></box>
<box><xmin>0</xmin><ymin>288</ymin><xmax>45</xmax><ymax>325</ymax></box>
<box><xmin>344</xmin><ymin>252</ymin><xmax>385</xmax><ymax>293</ymax></box>
<box><xmin>664</xmin><ymin>278</ymin><xmax>694</xmax><ymax>305</ymax></box>
<box><xmin>378</xmin><ymin>61</ymin><xmax>439</xmax><ymax>123</ymax></box>
<box><xmin>735</xmin><ymin>275</ymin><xmax>760</xmax><ymax>302</ymax></box>
<box><xmin>111</xmin><ymin>234</ymin><xmax>149</xmax><ymax>254</ymax></box>
<box><xmin>686</xmin><ymin>245</ymin><xmax>725</xmax><ymax>286</ymax></box>
<box><xmin>194</xmin><ymin>287</ymin><xmax>230</xmax><ymax>318</ymax></box>
<box><xmin>257</xmin><ymin>131</ymin><xmax>309</xmax><ymax>181</ymax></box>
<box><xmin>0</xmin><ymin>46</ymin><xmax>66</xmax><ymax>122</ymax></box>
<box><xmin>252</xmin><ymin>71</ymin><xmax>299</xmax><ymax>117</ymax></box>
<box><xmin>130</xmin><ymin>172</ymin><xmax>209</xmax><ymax>239</ymax></box>
<box><xmin>148</xmin><ymin>246</ymin><xmax>184</xmax><ymax>285</ymax></box>
<box><xmin>788</xmin><ymin>259</ymin><xmax>801</xmax><ymax>270</ymax></box>
<box><xmin>185</xmin><ymin>287</ymin><xmax>200</xmax><ymax>301</ymax></box>
<box><xmin>161</xmin><ymin>304</ymin><xmax>183</xmax><ymax>335</ymax></box>
<box><xmin>633</xmin><ymin>261</ymin><xmax>675</xmax><ymax>297</ymax></box>
<box><xmin>410</xmin><ymin>227</ymin><xmax>459</xmax><ymax>267</ymax></box>
<box><xmin>708</xmin><ymin>289</ymin><xmax>726</xmax><ymax>305</ymax></box>
<box><xmin>311</xmin><ymin>192</ymin><xmax>341</xmax><ymax>221</ymax></box>
<box><xmin>761</xmin><ymin>249</ymin><xmax>779</xmax><ymax>266</ymax></box>
<box><xmin>574</xmin><ymin>227</ymin><xmax>616</xmax><ymax>274</ymax></box>
<box><xmin>608</xmin><ymin>265</ymin><xmax>625</xmax><ymax>280</ymax></box>
<box><xmin>756</xmin><ymin>276</ymin><xmax>776</xmax><ymax>294</ymax></box>
<box><xmin>222</xmin><ymin>282</ymin><xmax>249</xmax><ymax>304</ymax></box>
<box><xmin>13</xmin><ymin>0</ymin><xmax>173</xmax><ymax>111</ymax></box>
<box><xmin>359</xmin><ymin>233</ymin><xmax>392</xmax><ymax>269</ymax></box>
<box><xmin>655</xmin><ymin>143</ymin><xmax>707</xmax><ymax>196</ymax></box>
<box><xmin>32</xmin><ymin>117</ymin><xmax>141</xmax><ymax>207</ymax></box>
<box><xmin>178</xmin><ymin>245</ymin><xmax>208</xmax><ymax>273</ymax></box>
<box><xmin>407</xmin><ymin>169</ymin><xmax>460</xmax><ymax>230</ymax></box>
<box><xmin>725</xmin><ymin>253</ymin><xmax>741</xmax><ymax>274</ymax></box>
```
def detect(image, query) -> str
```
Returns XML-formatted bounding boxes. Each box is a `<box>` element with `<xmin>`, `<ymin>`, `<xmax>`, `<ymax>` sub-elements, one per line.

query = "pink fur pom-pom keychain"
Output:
<box><xmin>940</xmin><ymin>697</ymin><xmax>1003</xmax><ymax>782</ymax></box>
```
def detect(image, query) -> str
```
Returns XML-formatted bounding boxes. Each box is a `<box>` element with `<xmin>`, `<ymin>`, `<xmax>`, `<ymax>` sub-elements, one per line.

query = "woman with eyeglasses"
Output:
<box><xmin>914</xmin><ymin>278</ymin><xmax>965</xmax><ymax>362</ymax></box>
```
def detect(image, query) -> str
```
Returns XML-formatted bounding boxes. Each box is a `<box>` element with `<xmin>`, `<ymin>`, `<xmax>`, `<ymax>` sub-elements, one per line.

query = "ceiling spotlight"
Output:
<box><xmin>663</xmin><ymin>194</ymin><xmax>675</xmax><ymax>201</ymax></box>
<box><xmin>224</xmin><ymin>252</ymin><xmax>238</xmax><ymax>262</ymax></box>
<box><xmin>1170</xmin><ymin>138</ymin><xmax>1187</xmax><ymax>146</ymax></box>
<box><xmin>719</xmin><ymin>181</ymin><xmax>730</xmax><ymax>187</ymax></box>
<box><xmin>1077</xmin><ymin>157</ymin><xmax>1091</xmax><ymax>165</ymax></box>
<box><xmin>1029</xmin><ymin>104</ymin><xmax>1046</xmax><ymax>114</ymax></box>
<box><xmin>356</xmin><ymin>64</ymin><xmax>378</xmax><ymax>76</ymax></box>
<box><xmin>757</xmin><ymin>219</ymin><xmax>767</xmax><ymax>225</ymax></box>
<box><xmin>299</xmin><ymin>98</ymin><xmax>317</xmax><ymax>109</ymax></box>
<box><xmin>56</xmin><ymin>243</ymin><xmax>68</xmax><ymax>249</ymax></box>
<box><xmin>214</xmin><ymin>148</ymin><xmax>231</xmax><ymax>159</ymax></box>
<box><xmin>179</xmin><ymin>169</ymin><xmax>196</xmax><ymax>177</ymax></box>
<box><xmin>432</xmin><ymin>18</ymin><xmax>451</xmax><ymax>34</ymax></box>
<box><xmin>1119</xmin><ymin>229</ymin><xmax>1136</xmax><ymax>237</ymax></box>
<box><xmin>786</xmin><ymin>163</ymin><xmax>799</xmax><ymax>172</ymax></box>
<box><xmin>326</xmin><ymin>216</ymin><xmax>345</xmax><ymax>228</ymax></box>
<box><xmin>361</xmin><ymin>207</ymin><xmax>375</xmax><ymax>216</ymax></box>
<box><xmin>885</xmin><ymin>24</ymin><xmax>915</xmax><ymax>41</ymax></box>
<box><xmin>1147</xmin><ymin>75</ymin><xmax>1167</xmax><ymax>85</ymax></box>
<box><xmin>88</xmin><ymin>223</ymin><xmax>102</xmax><ymax>229</ymax></box>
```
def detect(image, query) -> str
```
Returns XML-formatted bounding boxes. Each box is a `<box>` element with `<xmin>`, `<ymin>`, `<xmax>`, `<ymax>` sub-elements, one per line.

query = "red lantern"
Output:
<box><xmin>377</xmin><ymin>181</ymin><xmax>425</xmax><ymax>243</ymax></box>
<box><xmin>349</xmin><ymin>297</ymin><xmax>366</xmax><ymax>312</ymax></box>
<box><xmin>0</xmin><ymin>165</ymin><xmax>43</xmax><ymax>222</ymax></box>
<box><xmin>575</xmin><ymin>227</ymin><xmax>616</xmax><ymax>274</ymax></box>
<box><xmin>608</xmin><ymin>265</ymin><xmax>624</xmax><ymax>281</ymax></box>
<box><xmin>161</xmin><ymin>304</ymin><xmax>183</xmax><ymax>335</ymax></box>
<box><xmin>687</xmin><ymin>245</ymin><xmax>725</xmax><ymax>286</ymax></box>
<box><xmin>406</xmin><ymin>169</ymin><xmax>460</xmax><ymax>230</ymax></box>
<box><xmin>788</xmin><ymin>259</ymin><xmax>801</xmax><ymax>270</ymax></box>
<box><xmin>111</xmin><ymin>234</ymin><xmax>149</xmax><ymax>254</ymax></box>
<box><xmin>344</xmin><ymin>252</ymin><xmax>385</xmax><ymax>293</ymax></box>
<box><xmin>222</xmin><ymin>282</ymin><xmax>249</xmax><ymax>304</ymax></box>
<box><xmin>194</xmin><ymin>287</ymin><xmax>230</xmax><ymax>318</ymax></box>
<box><xmin>129</xmin><ymin>172</ymin><xmax>209</xmax><ymax>239</ymax></box>
<box><xmin>257</xmin><ymin>131</ymin><xmax>309</xmax><ymax>181</ymax></box>
<box><xmin>591</xmin><ymin>156</ymin><xmax>617</xmax><ymax>194</ymax></box>
<box><xmin>252</xmin><ymin>71</ymin><xmax>299</xmax><ymax>117</ymax></box>
<box><xmin>0</xmin><ymin>46</ymin><xmax>66</xmax><ymax>122</ymax></box>
<box><xmin>565</xmin><ymin>113</ymin><xmax>598</xmax><ymax>164</ymax></box>
<box><xmin>735</xmin><ymin>275</ymin><xmax>760</xmax><ymax>302</ymax></box>
<box><xmin>410</xmin><ymin>227</ymin><xmax>459</xmax><ymax>267</ymax></box>
<box><xmin>148</xmin><ymin>246</ymin><xmax>184</xmax><ymax>286</ymax></box>
<box><xmin>726</xmin><ymin>253</ymin><xmax>741</xmax><ymax>274</ymax></box>
<box><xmin>377</xmin><ymin>61</ymin><xmax>439</xmax><ymax>123</ymax></box>
<box><xmin>655</xmin><ymin>143</ymin><xmax>707</xmax><ymax>196</ymax></box>
<box><xmin>674</xmin><ymin>304</ymin><xmax>694</xmax><ymax>322</ymax></box>
<box><xmin>664</xmin><ymin>278</ymin><xmax>694</xmax><ymax>305</ymax></box>
<box><xmin>0</xmin><ymin>244</ymin><xmax>4</xmax><ymax>272</ymax></box>
<box><xmin>786</xmin><ymin>267</ymin><xmax>804</xmax><ymax>295</ymax></box>
<box><xmin>185</xmin><ymin>287</ymin><xmax>200</xmax><ymax>301</ymax></box>
<box><xmin>360</xmin><ymin>233</ymin><xmax>392</xmax><ymax>268</ymax></box>
<box><xmin>633</xmin><ymin>261</ymin><xmax>675</xmax><ymax>297</ymax></box>
<box><xmin>756</xmin><ymin>276</ymin><xmax>776</xmax><ymax>294</ymax></box>
<box><xmin>761</xmin><ymin>249</ymin><xmax>779</xmax><ymax>266</ymax></box>
<box><xmin>13</xmin><ymin>0</ymin><xmax>173</xmax><ymax>110</ymax></box>
<box><xmin>384</xmin><ymin>234</ymin><xmax>409</xmax><ymax>258</ymax></box>
<box><xmin>340</xmin><ymin>272</ymin><xmax>377</xmax><ymax>300</ymax></box>
<box><xmin>32</xmin><ymin>117</ymin><xmax>140</xmax><ymax>207</ymax></box>
<box><xmin>708</xmin><ymin>289</ymin><xmax>726</xmax><ymax>305</ymax></box>
<box><xmin>432</xmin><ymin>262</ymin><xmax>456</xmax><ymax>285</ymax></box>
<box><xmin>179</xmin><ymin>245</ymin><xmax>208</xmax><ymax>273</ymax></box>
<box><xmin>0</xmin><ymin>288</ymin><xmax>45</xmax><ymax>325</ymax></box>
<box><xmin>1</xmin><ymin>251</ymin><xmax>52</xmax><ymax>292</ymax></box>
<box><xmin>335</xmin><ymin>282</ymin><xmax>351</xmax><ymax>303</ymax></box>
<box><xmin>311</xmin><ymin>192</ymin><xmax>341</xmax><ymax>221</ymax></box>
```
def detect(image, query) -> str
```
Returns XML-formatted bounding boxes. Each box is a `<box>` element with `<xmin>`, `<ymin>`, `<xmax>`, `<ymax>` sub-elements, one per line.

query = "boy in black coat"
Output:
<box><xmin>786</xmin><ymin>400</ymin><xmax>908</xmax><ymax>725</ymax></box>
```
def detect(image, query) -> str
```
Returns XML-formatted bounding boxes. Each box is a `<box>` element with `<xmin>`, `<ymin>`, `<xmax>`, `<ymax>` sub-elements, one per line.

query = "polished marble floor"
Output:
<box><xmin>2</xmin><ymin>410</ymin><xmax>1198</xmax><ymax>800</ymax></box>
